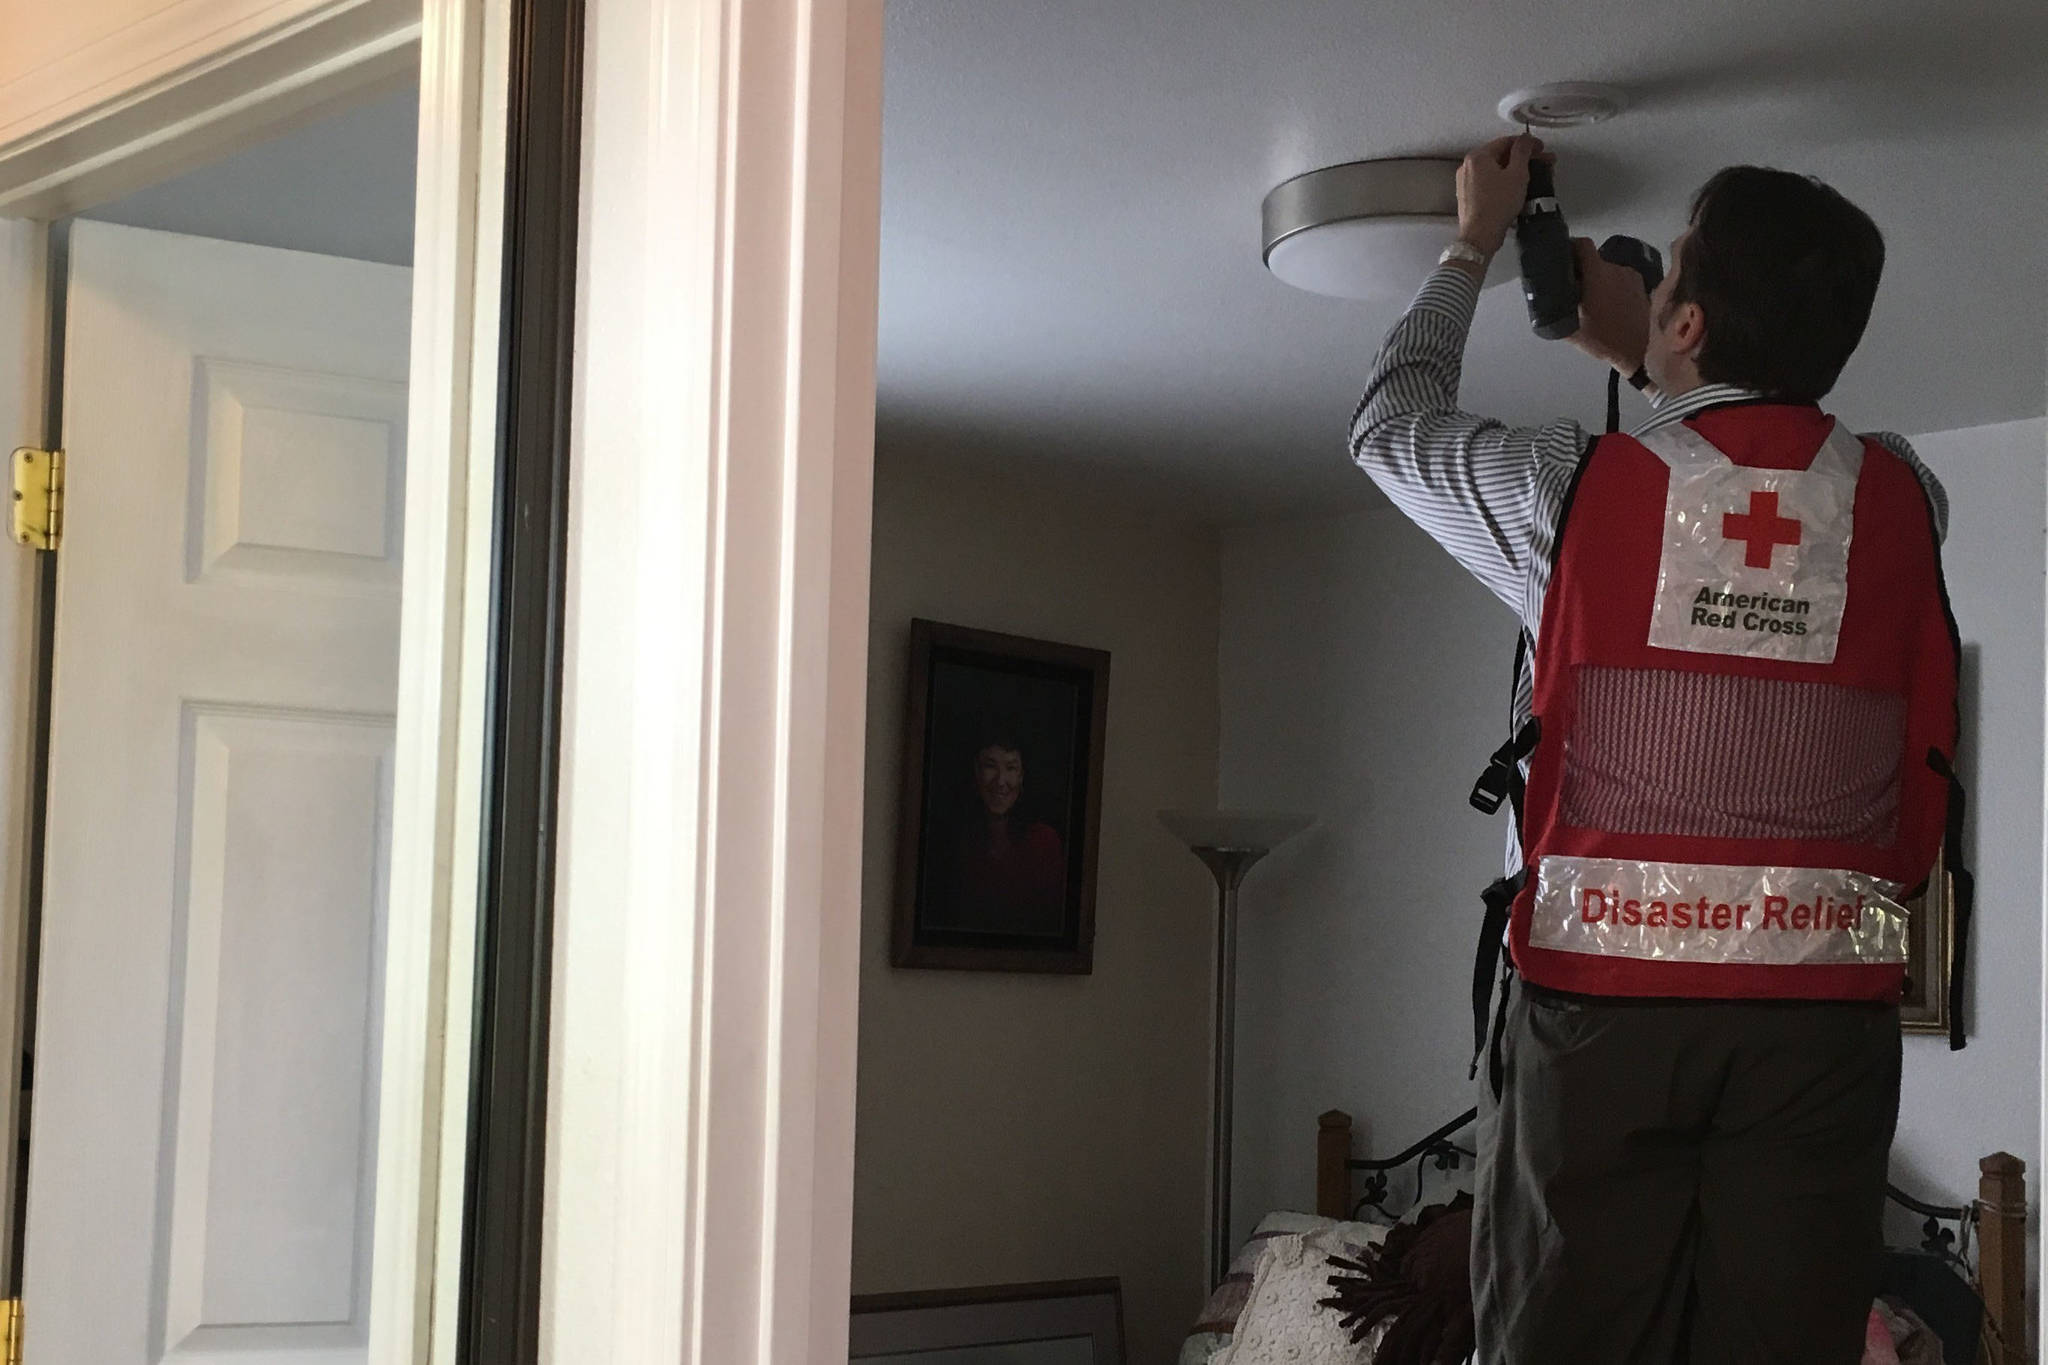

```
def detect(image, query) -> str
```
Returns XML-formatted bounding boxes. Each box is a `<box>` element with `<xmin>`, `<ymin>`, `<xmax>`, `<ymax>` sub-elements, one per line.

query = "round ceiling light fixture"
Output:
<box><xmin>1496</xmin><ymin>82</ymin><xmax>1627</xmax><ymax>129</ymax></box>
<box><xmin>1261</xmin><ymin>157</ymin><xmax>1509</xmax><ymax>300</ymax></box>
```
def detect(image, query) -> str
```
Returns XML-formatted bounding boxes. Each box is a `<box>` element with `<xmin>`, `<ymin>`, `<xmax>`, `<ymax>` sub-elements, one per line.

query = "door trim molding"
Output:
<box><xmin>0</xmin><ymin>0</ymin><xmax>421</xmax><ymax>218</ymax></box>
<box><xmin>370</xmin><ymin>0</ymin><xmax>510</xmax><ymax>1361</ymax></box>
<box><xmin>545</xmin><ymin>0</ymin><xmax>882</xmax><ymax>1356</ymax></box>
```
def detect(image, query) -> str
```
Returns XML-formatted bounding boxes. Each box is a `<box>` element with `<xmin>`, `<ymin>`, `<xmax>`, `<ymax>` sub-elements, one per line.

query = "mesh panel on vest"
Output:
<box><xmin>1561</xmin><ymin>666</ymin><xmax>1905</xmax><ymax>844</ymax></box>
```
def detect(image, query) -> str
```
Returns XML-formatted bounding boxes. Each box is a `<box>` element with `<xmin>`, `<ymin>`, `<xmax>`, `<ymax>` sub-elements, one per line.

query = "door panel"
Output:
<box><xmin>191</xmin><ymin>357</ymin><xmax>406</xmax><ymax>589</ymax></box>
<box><xmin>163</xmin><ymin>707</ymin><xmax>389</xmax><ymax>1353</ymax></box>
<box><xmin>26</xmin><ymin>220</ymin><xmax>407</xmax><ymax>1363</ymax></box>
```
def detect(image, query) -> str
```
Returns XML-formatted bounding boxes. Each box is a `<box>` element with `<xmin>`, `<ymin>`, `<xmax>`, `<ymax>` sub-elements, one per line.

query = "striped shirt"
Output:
<box><xmin>1347</xmin><ymin>261</ymin><xmax>1947</xmax><ymax>864</ymax></box>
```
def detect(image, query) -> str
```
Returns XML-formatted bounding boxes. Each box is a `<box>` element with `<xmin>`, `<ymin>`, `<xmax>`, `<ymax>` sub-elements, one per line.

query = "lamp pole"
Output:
<box><xmin>1195</xmin><ymin>845</ymin><xmax>1261</xmax><ymax>1290</ymax></box>
<box><xmin>1159</xmin><ymin>811</ymin><xmax>1312</xmax><ymax>1289</ymax></box>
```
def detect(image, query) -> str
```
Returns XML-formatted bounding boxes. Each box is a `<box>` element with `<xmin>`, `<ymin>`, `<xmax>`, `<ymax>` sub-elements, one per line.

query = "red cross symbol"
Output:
<box><xmin>1723</xmin><ymin>490</ymin><xmax>1801</xmax><ymax>569</ymax></box>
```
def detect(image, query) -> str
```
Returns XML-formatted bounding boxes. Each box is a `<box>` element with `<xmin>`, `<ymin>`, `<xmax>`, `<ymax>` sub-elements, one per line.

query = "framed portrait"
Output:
<box><xmin>1900</xmin><ymin>849</ymin><xmax>1954</xmax><ymax>1036</ymax></box>
<box><xmin>894</xmin><ymin>619</ymin><xmax>1110</xmax><ymax>973</ymax></box>
<box><xmin>850</xmin><ymin>1279</ymin><xmax>1126</xmax><ymax>1365</ymax></box>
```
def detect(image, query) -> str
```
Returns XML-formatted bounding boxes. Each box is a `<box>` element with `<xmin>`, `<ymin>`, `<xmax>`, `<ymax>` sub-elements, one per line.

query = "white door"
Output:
<box><xmin>24</xmin><ymin>220</ymin><xmax>409</xmax><ymax>1363</ymax></box>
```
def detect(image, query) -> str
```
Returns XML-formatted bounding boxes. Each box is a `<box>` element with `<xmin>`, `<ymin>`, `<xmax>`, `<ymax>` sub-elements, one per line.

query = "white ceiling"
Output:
<box><xmin>71</xmin><ymin>15</ymin><xmax>2048</xmax><ymax>526</ymax></box>
<box><xmin>877</xmin><ymin>0</ymin><xmax>2048</xmax><ymax>521</ymax></box>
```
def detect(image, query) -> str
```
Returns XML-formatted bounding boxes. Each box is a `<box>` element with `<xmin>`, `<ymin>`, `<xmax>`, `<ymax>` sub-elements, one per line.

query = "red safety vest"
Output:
<box><xmin>1507</xmin><ymin>404</ymin><xmax>1959</xmax><ymax>1003</ymax></box>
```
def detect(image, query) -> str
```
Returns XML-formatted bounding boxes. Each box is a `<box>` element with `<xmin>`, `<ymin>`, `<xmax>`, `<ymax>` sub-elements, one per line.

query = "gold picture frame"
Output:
<box><xmin>1900</xmin><ymin>849</ymin><xmax>1954</xmax><ymax>1035</ymax></box>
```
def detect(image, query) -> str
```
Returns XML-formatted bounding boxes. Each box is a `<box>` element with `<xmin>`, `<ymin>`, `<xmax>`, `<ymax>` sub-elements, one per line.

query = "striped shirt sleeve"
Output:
<box><xmin>1866</xmin><ymin>431</ymin><xmax>1949</xmax><ymax>543</ymax></box>
<box><xmin>1347</xmin><ymin>262</ymin><xmax>1592</xmax><ymax>621</ymax></box>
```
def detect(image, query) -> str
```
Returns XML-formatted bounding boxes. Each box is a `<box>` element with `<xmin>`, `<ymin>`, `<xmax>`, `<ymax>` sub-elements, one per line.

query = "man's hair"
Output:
<box><xmin>1670</xmin><ymin>166</ymin><xmax>1885</xmax><ymax>403</ymax></box>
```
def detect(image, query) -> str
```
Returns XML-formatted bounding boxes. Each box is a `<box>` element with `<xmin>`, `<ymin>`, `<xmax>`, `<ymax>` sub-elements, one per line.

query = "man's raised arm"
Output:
<box><xmin>1347</xmin><ymin>136</ymin><xmax>1591</xmax><ymax>615</ymax></box>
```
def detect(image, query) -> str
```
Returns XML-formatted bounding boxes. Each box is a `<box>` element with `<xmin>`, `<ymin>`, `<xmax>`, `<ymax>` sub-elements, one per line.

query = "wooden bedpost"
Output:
<box><xmin>1977</xmin><ymin>1151</ymin><xmax>2027</xmax><ymax>1364</ymax></box>
<box><xmin>1317</xmin><ymin>1110</ymin><xmax>1353</xmax><ymax>1219</ymax></box>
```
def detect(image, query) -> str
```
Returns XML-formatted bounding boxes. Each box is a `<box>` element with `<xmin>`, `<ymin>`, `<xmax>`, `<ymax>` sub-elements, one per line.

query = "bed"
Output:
<box><xmin>1180</xmin><ymin>1107</ymin><xmax>2031</xmax><ymax>1365</ymax></box>
<box><xmin>1312</xmin><ymin>1107</ymin><xmax>2029</xmax><ymax>1364</ymax></box>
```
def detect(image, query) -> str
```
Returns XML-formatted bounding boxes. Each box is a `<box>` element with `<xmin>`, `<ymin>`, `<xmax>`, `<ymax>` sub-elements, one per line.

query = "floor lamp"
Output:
<box><xmin>1159</xmin><ymin>810</ymin><xmax>1313</xmax><ymax>1289</ymax></box>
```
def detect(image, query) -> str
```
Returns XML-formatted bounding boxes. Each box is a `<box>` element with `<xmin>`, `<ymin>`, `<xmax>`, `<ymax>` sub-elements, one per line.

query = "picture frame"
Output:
<box><xmin>1900</xmin><ymin>849</ymin><xmax>1954</xmax><ymax>1036</ymax></box>
<box><xmin>894</xmin><ymin>619</ymin><xmax>1111</xmax><ymax>974</ymax></box>
<box><xmin>849</xmin><ymin>1278</ymin><xmax>1127</xmax><ymax>1365</ymax></box>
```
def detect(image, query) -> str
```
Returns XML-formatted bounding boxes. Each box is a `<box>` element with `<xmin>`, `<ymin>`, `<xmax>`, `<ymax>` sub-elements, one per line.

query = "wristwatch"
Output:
<box><xmin>1439</xmin><ymin>240</ymin><xmax>1491</xmax><ymax>269</ymax></box>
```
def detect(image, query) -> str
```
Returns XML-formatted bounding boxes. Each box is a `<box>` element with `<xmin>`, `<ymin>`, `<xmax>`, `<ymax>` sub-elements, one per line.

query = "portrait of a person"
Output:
<box><xmin>897</xmin><ymin>620</ymin><xmax>1106</xmax><ymax>972</ymax></box>
<box><xmin>945</xmin><ymin>735</ymin><xmax>1066</xmax><ymax>935</ymax></box>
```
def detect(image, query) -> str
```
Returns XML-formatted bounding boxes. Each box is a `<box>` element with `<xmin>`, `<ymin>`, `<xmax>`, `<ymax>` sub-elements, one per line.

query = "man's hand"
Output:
<box><xmin>1455</xmin><ymin>135</ymin><xmax>1542</xmax><ymax>257</ymax></box>
<box><xmin>1569</xmin><ymin>237</ymin><xmax>1652</xmax><ymax>376</ymax></box>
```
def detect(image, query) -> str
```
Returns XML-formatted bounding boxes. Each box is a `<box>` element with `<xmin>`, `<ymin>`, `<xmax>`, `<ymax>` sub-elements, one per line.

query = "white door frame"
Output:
<box><xmin>0</xmin><ymin>3</ymin><xmax>508</xmax><ymax>1359</ymax></box>
<box><xmin>544</xmin><ymin>0</ymin><xmax>880</xmax><ymax>1358</ymax></box>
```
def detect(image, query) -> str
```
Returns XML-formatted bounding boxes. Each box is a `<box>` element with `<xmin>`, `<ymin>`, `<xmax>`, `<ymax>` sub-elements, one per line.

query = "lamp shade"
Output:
<box><xmin>1262</xmin><ymin>157</ymin><xmax>1510</xmax><ymax>299</ymax></box>
<box><xmin>1158</xmin><ymin>809</ymin><xmax>1314</xmax><ymax>854</ymax></box>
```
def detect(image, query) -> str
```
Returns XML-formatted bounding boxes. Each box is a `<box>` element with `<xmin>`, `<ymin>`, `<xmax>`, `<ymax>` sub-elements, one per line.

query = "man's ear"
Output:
<box><xmin>1670</xmin><ymin>299</ymin><xmax>1707</xmax><ymax>360</ymax></box>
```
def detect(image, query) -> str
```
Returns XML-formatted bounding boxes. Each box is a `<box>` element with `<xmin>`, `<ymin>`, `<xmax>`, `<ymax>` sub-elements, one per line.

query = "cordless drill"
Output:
<box><xmin>1516</xmin><ymin>157</ymin><xmax>1663</xmax><ymax>338</ymax></box>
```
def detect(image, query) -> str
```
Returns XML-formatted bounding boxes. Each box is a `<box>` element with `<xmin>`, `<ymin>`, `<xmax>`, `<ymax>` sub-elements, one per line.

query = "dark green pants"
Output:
<box><xmin>1471</xmin><ymin>980</ymin><xmax>1901</xmax><ymax>1365</ymax></box>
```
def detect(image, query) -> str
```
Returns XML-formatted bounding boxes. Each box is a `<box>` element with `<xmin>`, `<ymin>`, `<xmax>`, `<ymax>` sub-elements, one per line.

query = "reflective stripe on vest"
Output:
<box><xmin>1529</xmin><ymin>854</ymin><xmax>1908</xmax><ymax>966</ymax></box>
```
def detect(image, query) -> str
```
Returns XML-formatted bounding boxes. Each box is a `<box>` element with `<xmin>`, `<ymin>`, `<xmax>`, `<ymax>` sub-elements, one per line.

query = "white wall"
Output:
<box><xmin>1219</xmin><ymin>420</ymin><xmax>2046</xmax><ymax>1271</ymax></box>
<box><xmin>854</xmin><ymin>446</ymin><xmax>1220</xmax><ymax>1365</ymax></box>
<box><xmin>1889</xmin><ymin>420</ymin><xmax>2045</xmax><ymax>1284</ymax></box>
<box><xmin>1219</xmin><ymin>496</ymin><xmax>1515</xmax><ymax>1241</ymax></box>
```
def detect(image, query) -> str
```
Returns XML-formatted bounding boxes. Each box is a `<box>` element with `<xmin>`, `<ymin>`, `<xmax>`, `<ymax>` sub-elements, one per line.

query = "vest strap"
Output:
<box><xmin>1468</xmin><ymin>639</ymin><xmax>1540</xmax><ymax>1084</ymax></box>
<box><xmin>1469</xmin><ymin>717</ymin><xmax>1541</xmax><ymax>821</ymax></box>
<box><xmin>1470</xmin><ymin>870</ymin><xmax>1526</xmax><ymax>1084</ymax></box>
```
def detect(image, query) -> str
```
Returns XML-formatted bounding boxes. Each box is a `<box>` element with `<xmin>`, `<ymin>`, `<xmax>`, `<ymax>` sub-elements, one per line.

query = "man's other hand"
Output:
<box><xmin>1569</xmin><ymin>237</ymin><xmax>1652</xmax><ymax>376</ymax></box>
<box><xmin>1456</xmin><ymin>135</ymin><xmax>1542</xmax><ymax>257</ymax></box>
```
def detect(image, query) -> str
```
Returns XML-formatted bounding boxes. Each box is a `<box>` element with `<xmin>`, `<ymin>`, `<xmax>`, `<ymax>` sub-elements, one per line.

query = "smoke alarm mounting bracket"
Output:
<box><xmin>1497</xmin><ymin>83</ymin><xmax>1627</xmax><ymax>129</ymax></box>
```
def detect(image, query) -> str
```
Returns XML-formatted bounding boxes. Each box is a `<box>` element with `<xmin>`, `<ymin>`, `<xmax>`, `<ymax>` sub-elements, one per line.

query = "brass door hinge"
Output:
<box><xmin>1</xmin><ymin>1296</ymin><xmax>21</xmax><ymax>1365</ymax></box>
<box><xmin>11</xmin><ymin>447</ymin><xmax>61</xmax><ymax>551</ymax></box>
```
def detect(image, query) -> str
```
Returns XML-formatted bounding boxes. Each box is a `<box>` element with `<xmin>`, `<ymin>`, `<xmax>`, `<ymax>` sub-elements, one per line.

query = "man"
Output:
<box><xmin>1350</xmin><ymin>135</ymin><xmax>1961</xmax><ymax>1363</ymax></box>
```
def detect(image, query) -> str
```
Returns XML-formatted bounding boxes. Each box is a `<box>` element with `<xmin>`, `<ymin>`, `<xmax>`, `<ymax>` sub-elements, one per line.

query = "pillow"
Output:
<box><xmin>1191</xmin><ymin>1214</ymin><xmax>1389</xmax><ymax>1336</ymax></box>
<box><xmin>1215</xmin><ymin>1233</ymin><xmax>1388</xmax><ymax>1365</ymax></box>
<box><xmin>1303</xmin><ymin>1219</ymin><xmax>1389</xmax><ymax>1260</ymax></box>
<box><xmin>1259</xmin><ymin>1211</ymin><xmax>1388</xmax><ymax>1244</ymax></box>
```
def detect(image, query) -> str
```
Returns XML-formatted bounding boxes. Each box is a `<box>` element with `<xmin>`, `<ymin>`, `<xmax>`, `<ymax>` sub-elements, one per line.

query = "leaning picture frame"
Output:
<box><xmin>1900</xmin><ymin>849</ymin><xmax>1953</xmax><ymax>1036</ymax></box>
<box><xmin>849</xmin><ymin>1279</ymin><xmax>1127</xmax><ymax>1365</ymax></box>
